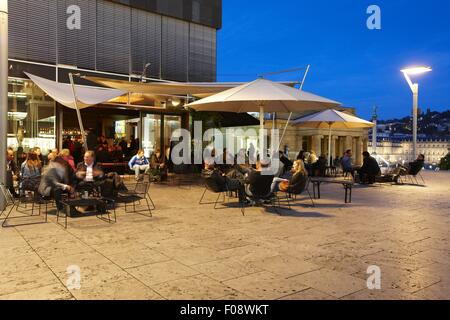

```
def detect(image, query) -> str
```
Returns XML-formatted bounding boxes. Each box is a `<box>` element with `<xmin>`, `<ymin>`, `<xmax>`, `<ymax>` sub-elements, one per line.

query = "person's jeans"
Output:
<box><xmin>53</xmin><ymin>188</ymin><xmax>67</xmax><ymax>211</ymax></box>
<box><xmin>132</xmin><ymin>164</ymin><xmax>149</xmax><ymax>179</ymax></box>
<box><xmin>271</xmin><ymin>177</ymin><xmax>288</xmax><ymax>193</ymax></box>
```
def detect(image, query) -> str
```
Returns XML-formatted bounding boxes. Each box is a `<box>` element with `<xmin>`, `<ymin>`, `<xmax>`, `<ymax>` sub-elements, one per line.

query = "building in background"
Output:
<box><xmin>368</xmin><ymin>140</ymin><xmax>450</xmax><ymax>164</ymax></box>
<box><xmin>7</xmin><ymin>0</ymin><xmax>221</xmax><ymax>155</ymax></box>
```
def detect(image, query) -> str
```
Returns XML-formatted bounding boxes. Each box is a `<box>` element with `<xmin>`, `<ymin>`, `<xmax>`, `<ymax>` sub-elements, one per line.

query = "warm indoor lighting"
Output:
<box><xmin>171</xmin><ymin>98</ymin><xmax>181</xmax><ymax>107</ymax></box>
<box><xmin>401</xmin><ymin>66</ymin><xmax>432</xmax><ymax>75</ymax></box>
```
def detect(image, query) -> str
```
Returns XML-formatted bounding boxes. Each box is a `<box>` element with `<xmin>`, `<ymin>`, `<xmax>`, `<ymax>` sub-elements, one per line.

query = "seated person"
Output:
<box><xmin>341</xmin><ymin>149</ymin><xmax>360</xmax><ymax>177</ymax></box>
<box><xmin>279</xmin><ymin>151</ymin><xmax>293</xmax><ymax>174</ymax></box>
<box><xmin>75</xmin><ymin>151</ymin><xmax>105</xmax><ymax>194</ymax></box>
<box><xmin>244</xmin><ymin>159</ymin><xmax>275</xmax><ymax>201</ymax></box>
<box><xmin>271</xmin><ymin>160</ymin><xmax>308</xmax><ymax>193</ymax></box>
<box><xmin>311</xmin><ymin>155</ymin><xmax>327</xmax><ymax>177</ymax></box>
<box><xmin>357</xmin><ymin>151</ymin><xmax>381</xmax><ymax>184</ymax></box>
<box><xmin>392</xmin><ymin>154</ymin><xmax>425</xmax><ymax>183</ymax></box>
<box><xmin>38</xmin><ymin>157</ymin><xmax>72</xmax><ymax>212</ymax></box>
<box><xmin>128</xmin><ymin>149</ymin><xmax>150</xmax><ymax>181</ymax></box>
<box><xmin>112</xmin><ymin>145</ymin><xmax>124</xmax><ymax>162</ymax></box>
<box><xmin>96</xmin><ymin>146</ymin><xmax>113</xmax><ymax>164</ymax></box>
<box><xmin>204</xmin><ymin>164</ymin><xmax>246</xmax><ymax>204</ymax></box>
<box><xmin>149</xmin><ymin>148</ymin><xmax>168</xmax><ymax>182</ymax></box>
<box><xmin>20</xmin><ymin>152</ymin><xmax>41</xmax><ymax>195</ymax></box>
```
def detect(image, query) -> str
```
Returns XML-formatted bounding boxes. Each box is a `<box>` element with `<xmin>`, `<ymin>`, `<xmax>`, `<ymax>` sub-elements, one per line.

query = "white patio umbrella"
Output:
<box><xmin>292</xmin><ymin>109</ymin><xmax>374</xmax><ymax>166</ymax></box>
<box><xmin>186</xmin><ymin>78</ymin><xmax>341</xmax><ymax>153</ymax></box>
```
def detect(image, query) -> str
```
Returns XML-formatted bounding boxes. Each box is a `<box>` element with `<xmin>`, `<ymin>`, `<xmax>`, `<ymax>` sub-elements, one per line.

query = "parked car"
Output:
<box><xmin>424</xmin><ymin>163</ymin><xmax>440</xmax><ymax>171</ymax></box>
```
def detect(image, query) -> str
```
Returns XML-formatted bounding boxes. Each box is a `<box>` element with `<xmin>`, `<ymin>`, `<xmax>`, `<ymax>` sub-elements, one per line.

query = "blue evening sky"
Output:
<box><xmin>217</xmin><ymin>0</ymin><xmax>450</xmax><ymax>120</ymax></box>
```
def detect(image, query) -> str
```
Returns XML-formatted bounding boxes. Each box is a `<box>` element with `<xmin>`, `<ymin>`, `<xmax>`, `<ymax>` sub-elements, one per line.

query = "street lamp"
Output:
<box><xmin>0</xmin><ymin>0</ymin><xmax>8</xmax><ymax>210</ymax></box>
<box><xmin>401</xmin><ymin>66</ymin><xmax>432</xmax><ymax>159</ymax></box>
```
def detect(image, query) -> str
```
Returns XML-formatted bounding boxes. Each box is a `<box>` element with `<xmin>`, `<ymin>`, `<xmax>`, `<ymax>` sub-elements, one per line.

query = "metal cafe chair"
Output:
<box><xmin>119</xmin><ymin>181</ymin><xmax>154</xmax><ymax>217</ymax></box>
<box><xmin>199</xmin><ymin>175</ymin><xmax>245</xmax><ymax>216</ymax></box>
<box><xmin>0</xmin><ymin>183</ymin><xmax>49</xmax><ymax>228</ymax></box>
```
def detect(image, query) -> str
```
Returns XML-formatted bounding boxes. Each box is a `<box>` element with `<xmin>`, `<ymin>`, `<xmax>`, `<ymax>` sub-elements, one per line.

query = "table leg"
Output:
<box><xmin>313</xmin><ymin>183</ymin><xmax>316</xmax><ymax>199</ymax></box>
<box><xmin>317</xmin><ymin>182</ymin><xmax>321</xmax><ymax>199</ymax></box>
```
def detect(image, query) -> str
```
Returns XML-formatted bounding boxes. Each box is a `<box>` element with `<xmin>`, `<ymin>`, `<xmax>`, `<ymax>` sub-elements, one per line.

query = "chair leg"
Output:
<box><xmin>306</xmin><ymin>189</ymin><xmax>315</xmax><ymax>207</ymax></box>
<box><xmin>1</xmin><ymin>202</ymin><xmax>17</xmax><ymax>227</ymax></box>
<box><xmin>214</xmin><ymin>192</ymin><xmax>222</xmax><ymax>209</ymax></box>
<box><xmin>145</xmin><ymin>196</ymin><xmax>153</xmax><ymax>217</ymax></box>
<box><xmin>286</xmin><ymin>193</ymin><xmax>292</xmax><ymax>210</ymax></box>
<box><xmin>419</xmin><ymin>173</ymin><xmax>425</xmax><ymax>185</ymax></box>
<box><xmin>148</xmin><ymin>194</ymin><xmax>156</xmax><ymax>210</ymax></box>
<box><xmin>199</xmin><ymin>188</ymin><xmax>208</xmax><ymax>204</ymax></box>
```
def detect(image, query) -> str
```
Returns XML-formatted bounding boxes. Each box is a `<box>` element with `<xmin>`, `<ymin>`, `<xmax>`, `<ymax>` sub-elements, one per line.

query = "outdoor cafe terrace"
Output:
<box><xmin>0</xmin><ymin>170</ymin><xmax>449</xmax><ymax>300</ymax></box>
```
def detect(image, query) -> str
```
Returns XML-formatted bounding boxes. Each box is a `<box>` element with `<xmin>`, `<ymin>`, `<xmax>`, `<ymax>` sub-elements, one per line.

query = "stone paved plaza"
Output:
<box><xmin>0</xmin><ymin>171</ymin><xmax>449</xmax><ymax>300</ymax></box>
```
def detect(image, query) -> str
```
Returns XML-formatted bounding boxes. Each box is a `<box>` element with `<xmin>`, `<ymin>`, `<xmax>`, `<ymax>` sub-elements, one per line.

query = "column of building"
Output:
<box><xmin>311</xmin><ymin>135</ymin><xmax>322</xmax><ymax>156</ymax></box>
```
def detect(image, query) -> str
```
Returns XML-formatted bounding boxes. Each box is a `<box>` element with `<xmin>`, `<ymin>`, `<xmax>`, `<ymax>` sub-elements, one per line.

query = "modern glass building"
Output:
<box><xmin>7</xmin><ymin>0</ymin><xmax>221</xmax><ymax>156</ymax></box>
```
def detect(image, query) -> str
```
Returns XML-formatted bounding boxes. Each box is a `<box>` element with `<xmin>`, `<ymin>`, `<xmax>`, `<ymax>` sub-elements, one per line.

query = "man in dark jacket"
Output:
<box><xmin>74</xmin><ymin>151</ymin><xmax>105</xmax><ymax>193</ymax></box>
<box><xmin>245</xmin><ymin>159</ymin><xmax>274</xmax><ymax>201</ymax></box>
<box><xmin>357</xmin><ymin>151</ymin><xmax>381</xmax><ymax>184</ymax></box>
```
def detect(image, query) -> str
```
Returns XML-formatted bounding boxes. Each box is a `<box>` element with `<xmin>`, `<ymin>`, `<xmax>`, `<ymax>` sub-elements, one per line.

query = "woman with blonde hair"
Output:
<box><xmin>271</xmin><ymin>159</ymin><xmax>308</xmax><ymax>193</ymax></box>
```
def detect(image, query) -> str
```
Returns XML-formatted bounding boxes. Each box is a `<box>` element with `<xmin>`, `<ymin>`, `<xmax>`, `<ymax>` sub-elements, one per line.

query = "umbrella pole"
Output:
<box><xmin>328</xmin><ymin>123</ymin><xmax>332</xmax><ymax>167</ymax></box>
<box><xmin>259</xmin><ymin>105</ymin><xmax>265</xmax><ymax>157</ymax></box>
<box><xmin>277</xmin><ymin>64</ymin><xmax>311</xmax><ymax>153</ymax></box>
<box><xmin>277</xmin><ymin>112</ymin><xmax>293</xmax><ymax>153</ymax></box>
<box><xmin>69</xmin><ymin>73</ymin><xmax>88</xmax><ymax>151</ymax></box>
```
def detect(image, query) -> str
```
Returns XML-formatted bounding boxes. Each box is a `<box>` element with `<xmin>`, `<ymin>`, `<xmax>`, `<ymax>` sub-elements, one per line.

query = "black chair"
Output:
<box><xmin>274</xmin><ymin>176</ymin><xmax>315</xmax><ymax>211</ymax></box>
<box><xmin>246</xmin><ymin>174</ymin><xmax>274</xmax><ymax>203</ymax></box>
<box><xmin>118</xmin><ymin>181</ymin><xmax>154</xmax><ymax>216</ymax></box>
<box><xmin>199</xmin><ymin>175</ymin><xmax>244</xmax><ymax>215</ymax></box>
<box><xmin>1</xmin><ymin>183</ymin><xmax>49</xmax><ymax>228</ymax></box>
<box><xmin>398</xmin><ymin>165</ymin><xmax>425</xmax><ymax>185</ymax></box>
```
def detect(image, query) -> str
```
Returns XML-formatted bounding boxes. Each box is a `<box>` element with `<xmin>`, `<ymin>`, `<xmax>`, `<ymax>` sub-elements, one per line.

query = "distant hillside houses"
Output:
<box><xmin>369</xmin><ymin>109</ymin><xmax>450</xmax><ymax>164</ymax></box>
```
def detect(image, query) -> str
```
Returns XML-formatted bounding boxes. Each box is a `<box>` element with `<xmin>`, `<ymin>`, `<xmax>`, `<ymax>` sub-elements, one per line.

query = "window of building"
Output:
<box><xmin>7</xmin><ymin>78</ymin><xmax>56</xmax><ymax>155</ymax></box>
<box><xmin>142</xmin><ymin>114</ymin><xmax>162</xmax><ymax>157</ymax></box>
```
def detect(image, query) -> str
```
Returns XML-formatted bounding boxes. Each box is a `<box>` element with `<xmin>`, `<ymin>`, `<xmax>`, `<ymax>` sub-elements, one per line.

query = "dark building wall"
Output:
<box><xmin>8</xmin><ymin>0</ymin><xmax>218</xmax><ymax>82</ymax></box>
<box><xmin>108</xmin><ymin>0</ymin><xmax>222</xmax><ymax>29</ymax></box>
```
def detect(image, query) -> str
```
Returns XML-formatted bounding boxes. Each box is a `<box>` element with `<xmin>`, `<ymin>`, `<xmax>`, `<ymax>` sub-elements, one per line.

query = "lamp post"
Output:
<box><xmin>401</xmin><ymin>66</ymin><xmax>432</xmax><ymax>159</ymax></box>
<box><xmin>0</xmin><ymin>0</ymin><xmax>8</xmax><ymax>210</ymax></box>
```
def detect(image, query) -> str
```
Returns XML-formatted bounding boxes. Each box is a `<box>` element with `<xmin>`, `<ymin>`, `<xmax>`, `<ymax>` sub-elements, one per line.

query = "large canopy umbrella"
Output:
<box><xmin>292</xmin><ymin>109</ymin><xmax>374</xmax><ymax>166</ymax></box>
<box><xmin>25</xmin><ymin>72</ymin><xmax>126</xmax><ymax>150</ymax></box>
<box><xmin>185</xmin><ymin>78</ymin><xmax>341</xmax><ymax>153</ymax></box>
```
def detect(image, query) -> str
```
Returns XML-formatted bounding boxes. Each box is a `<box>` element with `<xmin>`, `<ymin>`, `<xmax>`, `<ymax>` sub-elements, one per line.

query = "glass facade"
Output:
<box><xmin>7</xmin><ymin>79</ymin><xmax>56</xmax><ymax>155</ymax></box>
<box><xmin>164</xmin><ymin>115</ymin><xmax>182</xmax><ymax>151</ymax></box>
<box><xmin>142</xmin><ymin>114</ymin><xmax>162</xmax><ymax>157</ymax></box>
<box><xmin>142</xmin><ymin>114</ymin><xmax>182</xmax><ymax>158</ymax></box>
